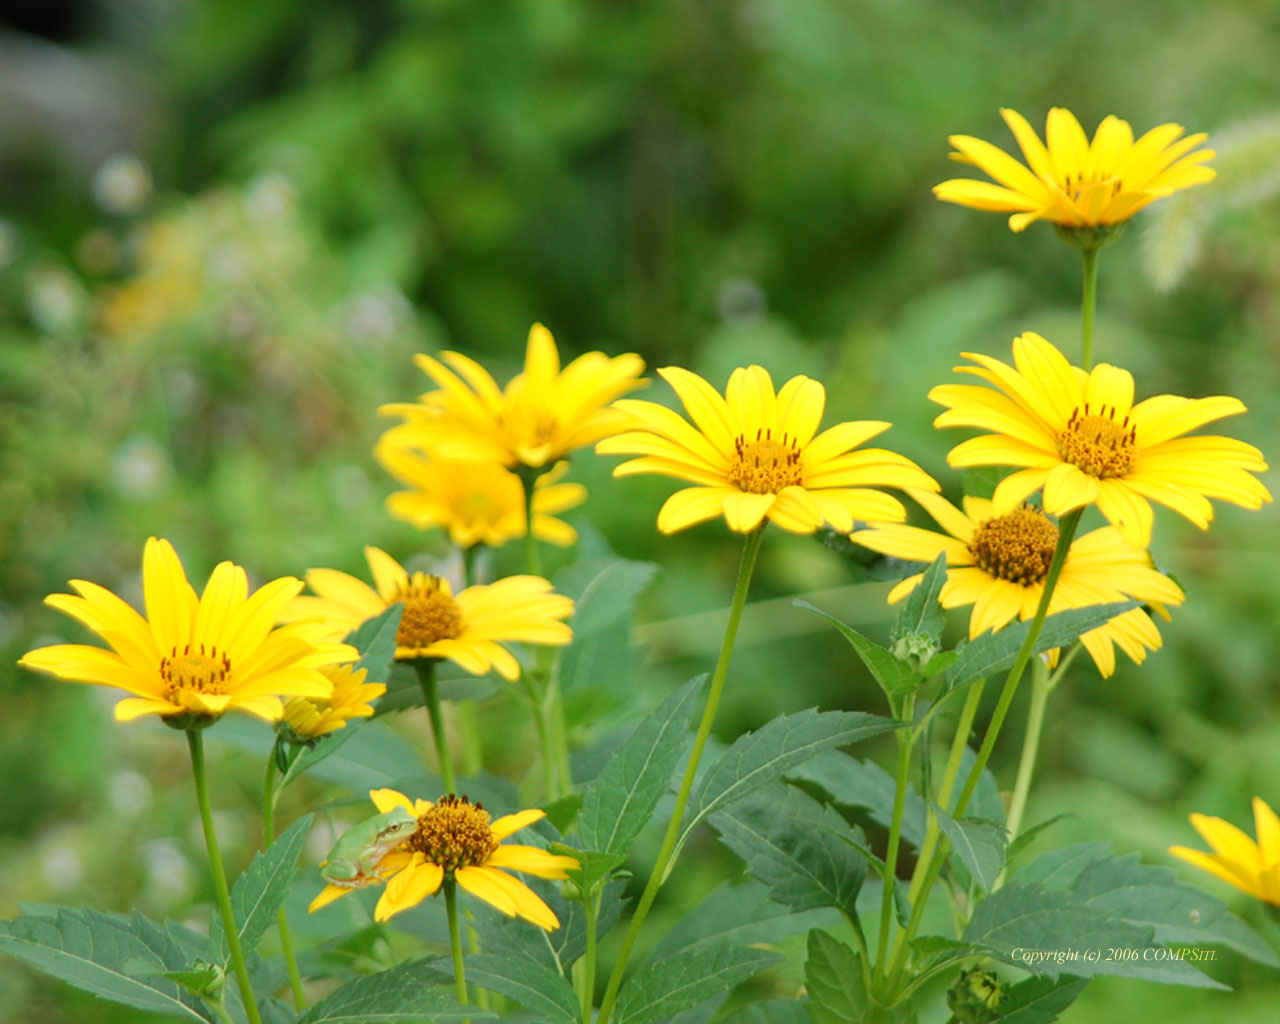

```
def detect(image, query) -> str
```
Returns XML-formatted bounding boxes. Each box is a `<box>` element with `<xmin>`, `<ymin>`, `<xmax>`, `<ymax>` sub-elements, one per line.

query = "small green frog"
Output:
<box><xmin>320</xmin><ymin>807</ymin><xmax>418</xmax><ymax>888</ymax></box>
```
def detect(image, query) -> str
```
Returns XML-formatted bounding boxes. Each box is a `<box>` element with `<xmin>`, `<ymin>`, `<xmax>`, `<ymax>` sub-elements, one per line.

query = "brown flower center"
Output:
<box><xmin>728</xmin><ymin>429</ymin><xmax>803</xmax><ymax>494</ymax></box>
<box><xmin>968</xmin><ymin>507</ymin><xmax>1059</xmax><ymax>586</ymax></box>
<box><xmin>408</xmin><ymin>794</ymin><xmax>498</xmax><ymax>870</ymax></box>
<box><xmin>395</xmin><ymin>576</ymin><xmax>463</xmax><ymax>653</ymax></box>
<box><xmin>1055</xmin><ymin>404</ymin><xmax>1137</xmax><ymax>479</ymax></box>
<box><xmin>160</xmin><ymin>643</ymin><xmax>232</xmax><ymax>700</ymax></box>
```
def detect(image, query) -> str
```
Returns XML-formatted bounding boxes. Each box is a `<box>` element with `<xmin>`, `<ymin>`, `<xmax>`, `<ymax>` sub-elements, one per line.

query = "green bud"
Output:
<box><xmin>945</xmin><ymin>967</ymin><xmax>1005</xmax><ymax>1024</ymax></box>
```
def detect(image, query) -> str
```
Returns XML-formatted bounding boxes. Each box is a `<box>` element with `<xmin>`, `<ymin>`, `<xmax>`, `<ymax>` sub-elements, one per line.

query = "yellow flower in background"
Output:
<box><xmin>1170</xmin><ymin>797</ymin><xmax>1280</xmax><ymax>907</ymax></box>
<box><xmin>934</xmin><ymin>107</ymin><xmax>1215</xmax><ymax>232</ymax></box>
<box><xmin>929</xmin><ymin>332</ymin><xmax>1271</xmax><ymax>549</ymax></box>
<box><xmin>19</xmin><ymin>538</ymin><xmax>355</xmax><ymax>724</ymax></box>
<box><xmin>284</xmin><ymin>547</ymin><xmax>573</xmax><ymax>679</ymax></box>
<box><xmin>279</xmin><ymin>663</ymin><xmax>385</xmax><ymax>740</ymax></box>
<box><xmin>375</xmin><ymin>444</ymin><xmax>586</xmax><ymax>548</ymax></box>
<box><xmin>380</xmin><ymin>323</ymin><xmax>645</xmax><ymax>469</ymax></box>
<box><xmin>596</xmin><ymin>364</ymin><xmax>939</xmax><ymax>534</ymax></box>
<box><xmin>309</xmin><ymin>787</ymin><xmax>579</xmax><ymax>927</ymax></box>
<box><xmin>851</xmin><ymin>490</ymin><xmax>1184</xmax><ymax>677</ymax></box>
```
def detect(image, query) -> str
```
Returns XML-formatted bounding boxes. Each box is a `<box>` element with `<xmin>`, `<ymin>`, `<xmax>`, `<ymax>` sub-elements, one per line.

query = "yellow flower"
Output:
<box><xmin>279</xmin><ymin>663</ymin><xmax>386</xmax><ymax>740</ymax></box>
<box><xmin>380</xmin><ymin>323</ymin><xmax>645</xmax><ymax>470</ymax></box>
<box><xmin>309</xmin><ymin>788</ymin><xmax>579</xmax><ymax>928</ymax></box>
<box><xmin>934</xmin><ymin>107</ymin><xmax>1215</xmax><ymax>232</ymax></box>
<box><xmin>595</xmin><ymin>364</ymin><xmax>939</xmax><ymax>534</ymax></box>
<box><xmin>1170</xmin><ymin>797</ymin><xmax>1280</xmax><ymax>907</ymax></box>
<box><xmin>375</xmin><ymin>444</ymin><xmax>585</xmax><ymax>548</ymax></box>
<box><xmin>851</xmin><ymin>490</ymin><xmax>1184</xmax><ymax>677</ymax></box>
<box><xmin>284</xmin><ymin>547</ymin><xmax>573</xmax><ymax>679</ymax></box>
<box><xmin>19</xmin><ymin>538</ymin><xmax>355</xmax><ymax>724</ymax></box>
<box><xmin>929</xmin><ymin>332</ymin><xmax>1271</xmax><ymax>549</ymax></box>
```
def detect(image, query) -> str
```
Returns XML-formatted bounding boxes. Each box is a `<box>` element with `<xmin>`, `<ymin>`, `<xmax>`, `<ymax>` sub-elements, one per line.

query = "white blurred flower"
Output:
<box><xmin>26</xmin><ymin>265</ymin><xmax>87</xmax><ymax>334</ymax></box>
<box><xmin>108</xmin><ymin>769</ymin><xmax>153</xmax><ymax>818</ymax></box>
<box><xmin>93</xmin><ymin>154</ymin><xmax>153</xmax><ymax>215</ymax></box>
<box><xmin>110</xmin><ymin>435</ymin><xmax>173</xmax><ymax>501</ymax></box>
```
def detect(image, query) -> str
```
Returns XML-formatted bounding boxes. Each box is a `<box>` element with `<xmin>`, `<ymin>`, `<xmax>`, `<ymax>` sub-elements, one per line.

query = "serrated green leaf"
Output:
<box><xmin>720</xmin><ymin>998</ymin><xmax>810</xmax><ymax>1023</ymax></box>
<box><xmin>614</xmin><ymin>944</ymin><xmax>782</xmax><ymax>1024</ymax></box>
<box><xmin>211</xmin><ymin>813</ymin><xmax>313</xmax><ymax>964</ymax></box>
<box><xmin>945</xmin><ymin>601</ymin><xmax>1138</xmax><ymax>689</ymax></box>
<box><xmin>711</xmin><ymin>787</ymin><xmax>866</xmax><ymax>919</ymax></box>
<box><xmin>795</xmin><ymin>601</ymin><xmax>917</xmax><ymax>700</ymax></box>
<box><xmin>1006</xmin><ymin>814</ymin><xmax>1074</xmax><ymax>865</ymax></box>
<box><xmin>0</xmin><ymin>908</ymin><xmax>212</xmax><ymax>1021</ymax></box>
<box><xmin>542</xmin><ymin>791</ymin><xmax>584</xmax><ymax>835</ymax></box>
<box><xmin>260</xmin><ymin>995</ymin><xmax>299</xmax><ymax>1024</ymax></box>
<box><xmin>804</xmin><ymin>930</ymin><xmax>867</xmax><ymax>1024</ymax></box>
<box><xmin>649</xmin><ymin>879</ymin><xmax>837</xmax><ymax>963</ymax></box>
<box><xmin>684</xmin><ymin>710</ymin><xmax>898</xmax><ymax>840</ymax></box>
<box><xmin>933</xmin><ymin>806</ymin><xmax>1007</xmax><ymax>892</ymax></box>
<box><xmin>558</xmin><ymin>559</ymin><xmax>658</xmax><ymax>696</ymax></box>
<box><xmin>433</xmin><ymin>953</ymin><xmax>580</xmax><ymax>1023</ymax></box>
<box><xmin>894</xmin><ymin>551</ymin><xmax>947</xmax><ymax>645</ymax></box>
<box><xmin>560</xmin><ymin>847</ymin><xmax>627</xmax><ymax>895</ymax></box>
<box><xmin>997</xmin><ymin>975</ymin><xmax>1088</xmax><ymax>1024</ymax></box>
<box><xmin>299</xmin><ymin>957</ymin><xmax>489</xmax><ymax>1022</ymax></box>
<box><xmin>579</xmin><ymin>675</ymin><xmax>702</xmax><ymax>854</ymax></box>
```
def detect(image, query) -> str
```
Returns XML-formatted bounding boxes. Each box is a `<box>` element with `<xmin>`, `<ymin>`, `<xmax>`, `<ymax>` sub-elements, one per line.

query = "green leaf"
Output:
<box><xmin>211</xmin><ymin>813</ymin><xmax>313</xmax><ymax>965</ymax></box>
<box><xmin>795</xmin><ymin>601</ymin><xmax>917</xmax><ymax>701</ymax></box>
<box><xmin>805</xmin><ymin>930</ymin><xmax>873</xmax><ymax>1024</ymax></box>
<box><xmin>542</xmin><ymin>792</ymin><xmax>585</xmax><ymax>835</ymax></box>
<box><xmin>433</xmin><ymin>953</ymin><xmax>580</xmax><ymax>1023</ymax></box>
<box><xmin>720</xmin><ymin>999</ymin><xmax>810</xmax><ymax>1023</ymax></box>
<box><xmin>299</xmin><ymin>957</ymin><xmax>490</xmax><ymax>1022</ymax></box>
<box><xmin>559</xmin><ymin>846</ymin><xmax>628</xmax><ymax>896</ymax></box>
<box><xmin>1006</xmin><ymin>814</ymin><xmax>1074</xmax><ymax>865</ymax></box>
<box><xmin>894</xmin><ymin>551</ymin><xmax>947</xmax><ymax>646</ymax></box>
<box><xmin>649</xmin><ymin>879</ymin><xmax>837</xmax><ymax>963</ymax></box>
<box><xmin>932</xmin><ymin>805</ymin><xmax>1007</xmax><ymax>892</ymax></box>
<box><xmin>997</xmin><ymin>975</ymin><xmax>1088</xmax><ymax>1024</ymax></box>
<box><xmin>710</xmin><ymin>786</ymin><xmax>867</xmax><ymax>919</ymax></box>
<box><xmin>578</xmin><ymin>675</ymin><xmax>703</xmax><ymax>854</ymax></box>
<box><xmin>614</xmin><ymin>944</ymin><xmax>782</xmax><ymax>1024</ymax></box>
<box><xmin>0</xmin><ymin>908</ymin><xmax>212</xmax><ymax>1021</ymax></box>
<box><xmin>945</xmin><ymin>602</ymin><xmax>1138</xmax><ymax>689</ymax></box>
<box><xmin>558</xmin><ymin>559</ymin><xmax>658</xmax><ymax>696</ymax></box>
<box><xmin>684</xmin><ymin>710</ymin><xmax>898</xmax><ymax>840</ymax></box>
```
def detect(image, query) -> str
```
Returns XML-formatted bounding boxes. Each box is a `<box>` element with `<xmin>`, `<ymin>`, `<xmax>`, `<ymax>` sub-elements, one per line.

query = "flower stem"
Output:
<box><xmin>262</xmin><ymin>748</ymin><xmax>307</xmax><ymax>1009</ymax></box>
<box><xmin>519</xmin><ymin>467</ymin><xmax>543</xmax><ymax>578</ymax></box>
<box><xmin>521</xmin><ymin>671</ymin><xmax>560</xmax><ymax>799</ymax></box>
<box><xmin>597</xmin><ymin>525</ymin><xmax>766</xmax><ymax>1024</ymax></box>
<box><xmin>874</xmin><ymin>701</ymin><xmax>915</xmax><ymax>988</ymax></box>
<box><xmin>187</xmin><ymin>729</ymin><xmax>263</xmax><ymax>1024</ymax></box>
<box><xmin>1003</xmin><ymin>657</ymin><xmax>1050</xmax><ymax>844</ymax></box>
<box><xmin>444</xmin><ymin>879</ymin><xmax>469</xmax><ymax>1014</ymax></box>
<box><xmin>581</xmin><ymin>890</ymin><xmax>600</xmax><ymax>1023</ymax></box>
<box><xmin>416</xmin><ymin>661</ymin><xmax>456</xmax><ymax>794</ymax></box>
<box><xmin>1081</xmin><ymin>247</ymin><xmax>1099</xmax><ymax>370</ymax></box>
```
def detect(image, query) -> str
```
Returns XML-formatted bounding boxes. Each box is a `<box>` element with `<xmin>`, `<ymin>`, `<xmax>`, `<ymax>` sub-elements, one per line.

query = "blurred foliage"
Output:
<box><xmin>1</xmin><ymin>1</ymin><xmax>1279</xmax><ymax>1021</ymax></box>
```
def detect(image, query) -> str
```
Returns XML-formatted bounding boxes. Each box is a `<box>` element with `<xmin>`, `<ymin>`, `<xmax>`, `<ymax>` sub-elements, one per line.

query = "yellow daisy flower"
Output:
<box><xmin>934</xmin><ymin>107</ymin><xmax>1215</xmax><ymax>233</ymax></box>
<box><xmin>284</xmin><ymin>547</ymin><xmax>573</xmax><ymax>679</ymax></box>
<box><xmin>375</xmin><ymin>444</ymin><xmax>586</xmax><ymax>548</ymax></box>
<box><xmin>595</xmin><ymin>364</ymin><xmax>938</xmax><ymax>534</ymax></box>
<box><xmin>279</xmin><ymin>663</ymin><xmax>386</xmax><ymax>740</ymax></box>
<box><xmin>380</xmin><ymin>323</ymin><xmax>645</xmax><ymax>470</ymax></box>
<box><xmin>929</xmin><ymin>332</ymin><xmax>1271</xmax><ymax>549</ymax></box>
<box><xmin>851</xmin><ymin>489</ymin><xmax>1185</xmax><ymax>677</ymax></box>
<box><xmin>1170</xmin><ymin>797</ymin><xmax>1280</xmax><ymax>907</ymax></box>
<box><xmin>309</xmin><ymin>787</ymin><xmax>579</xmax><ymax>928</ymax></box>
<box><xmin>19</xmin><ymin>537</ymin><xmax>355</xmax><ymax>724</ymax></box>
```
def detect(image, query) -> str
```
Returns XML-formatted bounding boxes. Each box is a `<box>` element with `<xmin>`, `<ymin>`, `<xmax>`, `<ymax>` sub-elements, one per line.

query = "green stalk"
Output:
<box><xmin>884</xmin><ymin>508</ymin><xmax>1083</xmax><ymax>992</ymax></box>
<box><xmin>444</xmin><ymin>879</ymin><xmax>469</xmax><ymax>1015</ymax></box>
<box><xmin>874</xmin><ymin>701</ymin><xmax>915</xmax><ymax>987</ymax></box>
<box><xmin>187</xmin><ymin>730</ymin><xmax>264</xmax><ymax>1024</ymax></box>
<box><xmin>521</xmin><ymin>671</ymin><xmax>559</xmax><ymax>799</ymax></box>
<box><xmin>456</xmin><ymin>546</ymin><xmax>486</xmax><ymax>779</ymax></box>
<box><xmin>416</xmin><ymin>661</ymin><xmax>456</xmax><ymax>794</ymax></box>
<box><xmin>262</xmin><ymin>748</ymin><xmax>307</xmax><ymax>1009</ymax></box>
<box><xmin>519</xmin><ymin>466</ymin><xmax>544</xmax><ymax>578</ymax></box>
<box><xmin>597</xmin><ymin>525</ymin><xmax>766</xmax><ymax>1024</ymax></box>
<box><xmin>581</xmin><ymin>890</ymin><xmax>600</xmax><ymax>1023</ymax></box>
<box><xmin>1081</xmin><ymin>247</ymin><xmax>1099</xmax><ymax>370</ymax></box>
<box><xmin>1003</xmin><ymin>657</ymin><xmax>1050</xmax><ymax>844</ymax></box>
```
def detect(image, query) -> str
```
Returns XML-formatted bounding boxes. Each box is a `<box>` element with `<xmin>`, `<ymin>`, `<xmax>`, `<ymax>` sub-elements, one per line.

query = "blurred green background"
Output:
<box><xmin>2</xmin><ymin>1</ymin><xmax>1279</xmax><ymax>1021</ymax></box>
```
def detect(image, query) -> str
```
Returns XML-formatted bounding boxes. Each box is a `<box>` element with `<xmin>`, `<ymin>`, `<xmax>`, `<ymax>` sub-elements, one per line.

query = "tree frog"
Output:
<box><xmin>320</xmin><ymin>807</ymin><xmax>418</xmax><ymax>888</ymax></box>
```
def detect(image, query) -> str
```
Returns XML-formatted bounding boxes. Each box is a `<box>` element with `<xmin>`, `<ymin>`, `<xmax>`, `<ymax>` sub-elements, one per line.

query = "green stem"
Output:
<box><xmin>597</xmin><ymin>526</ymin><xmax>766</xmax><ymax>1024</ymax></box>
<box><xmin>208</xmin><ymin>997</ymin><xmax>238</xmax><ymax>1024</ymax></box>
<box><xmin>1003</xmin><ymin>657</ymin><xmax>1050</xmax><ymax>844</ymax></box>
<box><xmin>521</xmin><ymin>671</ymin><xmax>560</xmax><ymax>799</ymax></box>
<box><xmin>883</xmin><ymin>508</ymin><xmax>1083</xmax><ymax>993</ymax></box>
<box><xmin>874</xmin><ymin>704</ymin><xmax>915</xmax><ymax>987</ymax></box>
<box><xmin>187</xmin><ymin>730</ymin><xmax>263</xmax><ymax>1024</ymax></box>
<box><xmin>416</xmin><ymin>661</ymin><xmax>456</xmax><ymax>794</ymax></box>
<box><xmin>1081</xmin><ymin>247</ymin><xmax>1099</xmax><ymax>370</ymax></box>
<box><xmin>444</xmin><ymin>879</ymin><xmax>469</xmax><ymax>1014</ymax></box>
<box><xmin>456</xmin><ymin>700</ymin><xmax>485</xmax><ymax>778</ymax></box>
<box><xmin>262</xmin><ymin>749</ymin><xmax>307</xmax><ymax>1009</ymax></box>
<box><xmin>581</xmin><ymin>890</ymin><xmax>600</xmax><ymax>1023</ymax></box>
<box><xmin>462</xmin><ymin>543</ymin><xmax>480</xmax><ymax>588</ymax></box>
<box><xmin>519</xmin><ymin>467</ymin><xmax>543</xmax><ymax>578</ymax></box>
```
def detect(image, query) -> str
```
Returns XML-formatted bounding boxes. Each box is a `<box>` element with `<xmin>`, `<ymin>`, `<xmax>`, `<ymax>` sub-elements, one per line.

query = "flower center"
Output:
<box><xmin>728</xmin><ymin>429</ymin><xmax>803</xmax><ymax>494</ymax></box>
<box><xmin>1055</xmin><ymin>404</ymin><xmax>1137</xmax><ymax>479</ymax></box>
<box><xmin>502</xmin><ymin>402</ymin><xmax>559</xmax><ymax>450</ymax></box>
<box><xmin>456</xmin><ymin>491</ymin><xmax>502</xmax><ymax>522</ymax></box>
<box><xmin>1062</xmin><ymin>171</ymin><xmax>1123</xmax><ymax>202</ymax></box>
<box><xmin>394</xmin><ymin>576</ymin><xmax>463</xmax><ymax>652</ymax></box>
<box><xmin>159</xmin><ymin>644</ymin><xmax>232</xmax><ymax>700</ymax></box>
<box><xmin>968</xmin><ymin>507</ymin><xmax>1059</xmax><ymax>586</ymax></box>
<box><xmin>408</xmin><ymin>794</ymin><xmax>498</xmax><ymax>870</ymax></box>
